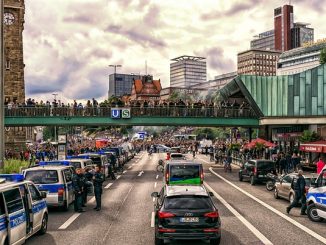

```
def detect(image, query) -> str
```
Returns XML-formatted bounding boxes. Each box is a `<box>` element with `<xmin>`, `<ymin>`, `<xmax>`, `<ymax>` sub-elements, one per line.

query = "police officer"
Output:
<box><xmin>286</xmin><ymin>170</ymin><xmax>307</xmax><ymax>215</ymax></box>
<box><xmin>93</xmin><ymin>166</ymin><xmax>105</xmax><ymax>211</ymax></box>
<box><xmin>72</xmin><ymin>168</ymin><xmax>85</xmax><ymax>213</ymax></box>
<box><xmin>83</xmin><ymin>168</ymin><xmax>94</xmax><ymax>206</ymax></box>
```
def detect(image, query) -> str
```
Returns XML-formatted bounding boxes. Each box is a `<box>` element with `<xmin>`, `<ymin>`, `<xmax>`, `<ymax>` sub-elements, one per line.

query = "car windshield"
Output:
<box><xmin>304</xmin><ymin>177</ymin><xmax>317</xmax><ymax>186</ymax></box>
<box><xmin>257</xmin><ymin>161</ymin><xmax>274</xmax><ymax>169</ymax></box>
<box><xmin>170</xmin><ymin>165</ymin><xmax>200</xmax><ymax>184</ymax></box>
<box><xmin>171</xmin><ymin>154</ymin><xmax>183</xmax><ymax>159</ymax></box>
<box><xmin>89</xmin><ymin>157</ymin><xmax>102</xmax><ymax>165</ymax></box>
<box><xmin>25</xmin><ymin>170</ymin><xmax>59</xmax><ymax>184</ymax></box>
<box><xmin>70</xmin><ymin>162</ymin><xmax>82</xmax><ymax>169</ymax></box>
<box><xmin>164</xmin><ymin>196</ymin><xmax>212</xmax><ymax>210</ymax></box>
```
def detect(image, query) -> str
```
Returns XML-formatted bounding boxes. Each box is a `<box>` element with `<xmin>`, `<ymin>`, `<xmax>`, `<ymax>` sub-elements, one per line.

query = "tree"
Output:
<box><xmin>320</xmin><ymin>48</ymin><xmax>326</xmax><ymax>65</ymax></box>
<box><xmin>299</xmin><ymin>130</ymin><xmax>320</xmax><ymax>143</ymax></box>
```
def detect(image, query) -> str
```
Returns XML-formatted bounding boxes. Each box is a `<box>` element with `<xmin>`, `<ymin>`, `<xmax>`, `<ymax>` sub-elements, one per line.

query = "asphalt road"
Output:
<box><xmin>26</xmin><ymin>152</ymin><xmax>326</xmax><ymax>245</ymax></box>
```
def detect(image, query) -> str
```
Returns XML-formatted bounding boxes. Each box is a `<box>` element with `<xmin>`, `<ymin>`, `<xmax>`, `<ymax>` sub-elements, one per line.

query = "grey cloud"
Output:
<box><xmin>195</xmin><ymin>47</ymin><xmax>235</xmax><ymax>73</ymax></box>
<box><xmin>63</xmin><ymin>15</ymin><xmax>96</xmax><ymax>25</ymax></box>
<box><xmin>143</xmin><ymin>4</ymin><xmax>162</xmax><ymax>28</ymax></box>
<box><xmin>201</xmin><ymin>0</ymin><xmax>261</xmax><ymax>20</ymax></box>
<box><xmin>294</xmin><ymin>0</ymin><xmax>325</xmax><ymax>13</ymax></box>
<box><xmin>106</xmin><ymin>24</ymin><xmax>166</xmax><ymax>48</ymax></box>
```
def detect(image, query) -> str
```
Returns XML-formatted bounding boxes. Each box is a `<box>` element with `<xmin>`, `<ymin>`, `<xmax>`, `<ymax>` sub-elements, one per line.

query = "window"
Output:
<box><xmin>70</xmin><ymin>161</ymin><xmax>81</xmax><ymax>169</ymax></box>
<box><xmin>5</xmin><ymin>60</ymin><xmax>10</xmax><ymax>70</ymax></box>
<box><xmin>63</xmin><ymin>169</ymin><xmax>72</xmax><ymax>182</ymax></box>
<box><xmin>0</xmin><ymin>193</ymin><xmax>5</xmax><ymax>215</ymax></box>
<box><xmin>28</xmin><ymin>184</ymin><xmax>41</xmax><ymax>202</ymax></box>
<box><xmin>3</xmin><ymin>188</ymin><xmax>24</xmax><ymax>214</ymax></box>
<box><xmin>282</xmin><ymin>175</ymin><xmax>292</xmax><ymax>183</ymax></box>
<box><xmin>164</xmin><ymin>196</ymin><xmax>212</xmax><ymax>210</ymax></box>
<box><xmin>25</xmin><ymin>170</ymin><xmax>59</xmax><ymax>184</ymax></box>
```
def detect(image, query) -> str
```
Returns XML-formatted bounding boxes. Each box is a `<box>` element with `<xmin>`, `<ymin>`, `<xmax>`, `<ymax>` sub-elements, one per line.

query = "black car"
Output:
<box><xmin>239</xmin><ymin>159</ymin><xmax>276</xmax><ymax>185</ymax></box>
<box><xmin>151</xmin><ymin>185</ymin><xmax>221</xmax><ymax>245</ymax></box>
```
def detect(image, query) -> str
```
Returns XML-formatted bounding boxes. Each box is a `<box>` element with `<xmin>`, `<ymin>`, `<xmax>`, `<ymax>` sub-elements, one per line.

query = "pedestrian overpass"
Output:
<box><xmin>3</xmin><ymin>107</ymin><xmax>260</xmax><ymax>127</ymax></box>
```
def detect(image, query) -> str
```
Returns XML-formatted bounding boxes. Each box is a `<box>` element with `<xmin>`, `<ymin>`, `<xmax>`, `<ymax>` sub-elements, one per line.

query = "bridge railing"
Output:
<box><xmin>4</xmin><ymin>106</ymin><xmax>256</xmax><ymax>118</ymax></box>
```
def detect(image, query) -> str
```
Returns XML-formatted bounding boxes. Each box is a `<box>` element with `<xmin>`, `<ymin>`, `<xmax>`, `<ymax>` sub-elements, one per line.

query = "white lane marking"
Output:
<box><xmin>88</xmin><ymin>197</ymin><xmax>95</xmax><ymax>203</ymax></box>
<box><xmin>138</xmin><ymin>171</ymin><xmax>144</xmax><ymax>177</ymax></box>
<box><xmin>209</xmin><ymin>168</ymin><xmax>326</xmax><ymax>244</ymax></box>
<box><xmin>204</xmin><ymin>182</ymin><xmax>273</xmax><ymax>245</ymax></box>
<box><xmin>128</xmin><ymin>166</ymin><xmax>132</xmax><ymax>170</ymax></box>
<box><xmin>151</xmin><ymin>211</ymin><xmax>155</xmax><ymax>228</ymax></box>
<box><xmin>156</xmin><ymin>175</ymin><xmax>159</xmax><ymax>179</ymax></box>
<box><xmin>123</xmin><ymin>170</ymin><xmax>127</xmax><ymax>174</ymax></box>
<box><xmin>104</xmin><ymin>183</ymin><xmax>113</xmax><ymax>189</ymax></box>
<box><xmin>58</xmin><ymin>213</ymin><xmax>81</xmax><ymax>230</ymax></box>
<box><xmin>116</xmin><ymin>175</ymin><xmax>121</xmax><ymax>180</ymax></box>
<box><xmin>154</xmin><ymin>182</ymin><xmax>157</xmax><ymax>188</ymax></box>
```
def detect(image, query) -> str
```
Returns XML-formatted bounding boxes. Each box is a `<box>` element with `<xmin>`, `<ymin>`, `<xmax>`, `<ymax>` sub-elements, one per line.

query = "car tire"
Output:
<box><xmin>250</xmin><ymin>176</ymin><xmax>256</xmax><ymax>185</ymax></box>
<box><xmin>307</xmin><ymin>204</ymin><xmax>324</xmax><ymax>222</ymax></box>
<box><xmin>155</xmin><ymin>235</ymin><xmax>164</xmax><ymax>245</ymax></box>
<box><xmin>62</xmin><ymin>200</ymin><xmax>69</xmax><ymax>211</ymax></box>
<box><xmin>274</xmin><ymin>189</ymin><xmax>279</xmax><ymax>199</ymax></box>
<box><xmin>210</xmin><ymin>237</ymin><xmax>221</xmax><ymax>245</ymax></box>
<box><xmin>239</xmin><ymin>174</ymin><xmax>243</xmax><ymax>182</ymax></box>
<box><xmin>38</xmin><ymin>214</ymin><xmax>48</xmax><ymax>235</ymax></box>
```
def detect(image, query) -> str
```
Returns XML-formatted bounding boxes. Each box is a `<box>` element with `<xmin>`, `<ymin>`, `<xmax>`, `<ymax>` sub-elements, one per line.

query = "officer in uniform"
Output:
<box><xmin>83</xmin><ymin>168</ymin><xmax>93</xmax><ymax>206</ymax></box>
<box><xmin>72</xmin><ymin>168</ymin><xmax>85</xmax><ymax>213</ymax></box>
<box><xmin>286</xmin><ymin>170</ymin><xmax>307</xmax><ymax>215</ymax></box>
<box><xmin>93</xmin><ymin>166</ymin><xmax>105</xmax><ymax>211</ymax></box>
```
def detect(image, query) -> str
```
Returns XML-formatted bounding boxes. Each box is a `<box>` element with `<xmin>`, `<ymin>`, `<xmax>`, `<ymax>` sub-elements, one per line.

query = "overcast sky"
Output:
<box><xmin>24</xmin><ymin>0</ymin><xmax>326</xmax><ymax>102</ymax></box>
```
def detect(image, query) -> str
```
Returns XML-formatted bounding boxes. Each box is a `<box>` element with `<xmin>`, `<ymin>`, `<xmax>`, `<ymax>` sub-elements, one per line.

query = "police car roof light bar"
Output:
<box><xmin>66</xmin><ymin>155</ymin><xmax>90</xmax><ymax>159</ymax></box>
<box><xmin>0</xmin><ymin>174</ymin><xmax>24</xmax><ymax>182</ymax></box>
<box><xmin>39</xmin><ymin>161</ymin><xmax>70</xmax><ymax>166</ymax></box>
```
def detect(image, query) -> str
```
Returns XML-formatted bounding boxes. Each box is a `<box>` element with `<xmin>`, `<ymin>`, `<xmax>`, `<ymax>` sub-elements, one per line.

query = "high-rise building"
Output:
<box><xmin>238</xmin><ymin>49</ymin><xmax>281</xmax><ymax>76</ymax></box>
<box><xmin>274</xmin><ymin>4</ymin><xmax>293</xmax><ymax>52</ymax></box>
<box><xmin>108</xmin><ymin>74</ymin><xmax>152</xmax><ymax>97</ymax></box>
<box><xmin>189</xmin><ymin>72</ymin><xmax>237</xmax><ymax>90</ymax></box>
<box><xmin>291</xmin><ymin>22</ymin><xmax>314</xmax><ymax>49</ymax></box>
<box><xmin>170</xmin><ymin>55</ymin><xmax>206</xmax><ymax>88</ymax></box>
<box><xmin>251</xmin><ymin>30</ymin><xmax>275</xmax><ymax>51</ymax></box>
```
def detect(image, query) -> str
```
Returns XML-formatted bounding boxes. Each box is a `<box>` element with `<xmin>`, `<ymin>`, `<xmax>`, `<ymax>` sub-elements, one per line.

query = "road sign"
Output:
<box><xmin>111</xmin><ymin>109</ymin><xmax>121</xmax><ymax>119</ymax></box>
<box><xmin>122</xmin><ymin>108</ymin><xmax>131</xmax><ymax>118</ymax></box>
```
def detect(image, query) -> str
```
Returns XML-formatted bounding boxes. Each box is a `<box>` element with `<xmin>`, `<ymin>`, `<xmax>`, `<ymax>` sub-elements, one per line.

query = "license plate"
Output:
<box><xmin>180</xmin><ymin>217</ymin><xmax>199</xmax><ymax>223</ymax></box>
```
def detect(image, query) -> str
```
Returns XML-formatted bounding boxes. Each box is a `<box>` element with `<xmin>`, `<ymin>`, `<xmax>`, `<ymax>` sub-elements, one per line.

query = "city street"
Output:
<box><xmin>26</xmin><ymin>152</ymin><xmax>326</xmax><ymax>245</ymax></box>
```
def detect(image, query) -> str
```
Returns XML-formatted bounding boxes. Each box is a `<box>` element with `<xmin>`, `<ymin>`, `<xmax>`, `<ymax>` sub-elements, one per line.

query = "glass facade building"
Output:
<box><xmin>251</xmin><ymin>30</ymin><xmax>275</xmax><ymax>51</ymax></box>
<box><xmin>108</xmin><ymin>74</ymin><xmax>152</xmax><ymax>97</ymax></box>
<box><xmin>291</xmin><ymin>23</ymin><xmax>314</xmax><ymax>49</ymax></box>
<box><xmin>170</xmin><ymin>56</ymin><xmax>207</xmax><ymax>88</ymax></box>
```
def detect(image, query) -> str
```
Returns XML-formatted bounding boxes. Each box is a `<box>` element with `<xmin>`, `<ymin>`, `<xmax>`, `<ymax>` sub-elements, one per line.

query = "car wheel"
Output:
<box><xmin>266</xmin><ymin>180</ymin><xmax>275</xmax><ymax>191</ymax></box>
<box><xmin>250</xmin><ymin>176</ymin><xmax>256</xmax><ymax>185</ymax></box>
<box><xmin>239</xmin><ymin>173</ymin><xmax>243</xmax><ymax>182</ymax></box>
<box><xmin>274</xmin><ymin>189</ymin><xmax>279</xmax><ymax>199</ymax></box>
<box><xmin>62</xmin><ymin>200</ymin><xmax>69</xmax><ymax>211</ymax></box>
<box><xmin>307</xmin><ymin>204</ymin><xmax>324</xmax><ymax>222</ymax></box>
<box><xmin>38</xmin><ymin>214</ymin><xmax>48</xmax><ymax>235</ymax></box>
<box><xmin>210</xmin><ymin>237</ymin><xmax>221</xmax><ymax>245</ymax></box>
<box><xmin>289</xmin><ymin>193</ymin><xmax>294</xmax><ymax>203</ymax></box>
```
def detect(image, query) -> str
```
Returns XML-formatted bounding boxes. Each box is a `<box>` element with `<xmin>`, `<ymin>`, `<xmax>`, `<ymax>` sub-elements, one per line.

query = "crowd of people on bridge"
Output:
<box><xmin>4</xmin><ymin>97</ymin><xmax>254</xmax><ymax>118</ymax></box>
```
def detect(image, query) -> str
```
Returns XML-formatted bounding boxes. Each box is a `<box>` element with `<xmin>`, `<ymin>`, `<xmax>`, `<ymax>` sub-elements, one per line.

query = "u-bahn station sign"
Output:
<box><xmin>111</xmin><ymin>108</ymin><xmax>131</xmax><ymax>119</ymax></box>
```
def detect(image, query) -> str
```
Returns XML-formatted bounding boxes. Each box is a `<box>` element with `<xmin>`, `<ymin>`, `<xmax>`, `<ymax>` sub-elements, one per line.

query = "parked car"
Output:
<box><xmin>274</xmin><ymin>173</ymin><xmax>318</xmax><ymax>203</ymax></box>
<box><xmin>239</xmin><ymin>159</ymin><xmax>276</xmax><ymax>185</ymax></box>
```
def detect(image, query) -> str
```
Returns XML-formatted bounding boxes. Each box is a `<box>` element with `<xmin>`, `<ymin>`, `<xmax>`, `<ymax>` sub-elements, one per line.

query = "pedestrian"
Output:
<box><xmin>316</xmin><ymin>157</ymin><xmax>326</xmax><ymax>174</ymax></box>
<box><xmin>280</xmin><ymin>155</ymin><xmax>287</xmax><ymax>174</ymax></box>
<box><xmin>82</xmin><ymin>168</ymin><xmax>93</xmax><ymax>206</ymax></box>
<box><xmin>93</xmin><ymin>166</ymin><xmax>105</xmax><ymax>211</ymax></box>
<box><xmin>72</xmin><ymin>168</ymin><xmax>85</xmax><ymax>213</ymax></box>
<box><xmin>286</xmin><ymin>170</ymin><xmax>307</xmax><ymax>215</ymax></box>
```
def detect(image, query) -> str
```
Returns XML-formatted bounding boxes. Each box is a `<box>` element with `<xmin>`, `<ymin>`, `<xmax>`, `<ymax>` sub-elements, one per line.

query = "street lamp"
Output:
<box><xmin>52</xmin><ymin>93</ymin><xmax>58</xmax><ymax>143</ymax></box>
<box><xmin>0</xmin><ymin>0</ymin><xmax>5</xmax><ymax>169</ymax></box>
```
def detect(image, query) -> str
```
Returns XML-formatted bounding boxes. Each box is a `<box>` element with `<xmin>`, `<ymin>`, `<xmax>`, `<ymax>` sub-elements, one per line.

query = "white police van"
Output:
<box><xmin>23</xmin><ymin>161</ymin><xmax>74</xmax><ymax>211</ymax></box>
<box><xmin>306</xmin><ymin>165</ymin><xmax>326</xmax><ymax>222</ymax></box>
<box><xmin>0</xmin><ymin>174</ymin><xmax>48</xmax><ymax>245</ymax></box>
<box><xmin>67</xmin><ymin>158</ymin><xmax>95</xmax><ymax>170</ymax></box>
<box><xmin>73</xmin><ymin>154</ymin><xmax>109</xmax><ymax>178</ymax></box>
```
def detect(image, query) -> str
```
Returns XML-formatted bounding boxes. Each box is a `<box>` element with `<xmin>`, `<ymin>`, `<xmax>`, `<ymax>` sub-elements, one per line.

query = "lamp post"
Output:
<box><xmin>0</xmin><ymin>0</ymin><xmax>5</xmax><ymax>169</ymax></box>
<box><xmin>109</xmin><ymin>65</ymin><xmax>121</xmax><ymax>96</ymax></box>
<box><xmin>52</xmin><ymin>93</ymin><xmax>58</xmax><ymax>143</ymax></box>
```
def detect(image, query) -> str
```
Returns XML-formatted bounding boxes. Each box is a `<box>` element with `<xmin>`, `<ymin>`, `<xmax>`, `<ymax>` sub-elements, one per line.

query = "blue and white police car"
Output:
<box><xmin>23</xmin><ymin>161</ymin><xmax>74</xmax><ymax>211</ymax></box>
<box><xmin>306</xmin><ymin>165</ymin><xmax>326</xmax><ymax>222</ymax></box>
<box><xmin>0</xmin><ymin>174</ymin><xmax>48</xmax><ymax>245</ymax></box>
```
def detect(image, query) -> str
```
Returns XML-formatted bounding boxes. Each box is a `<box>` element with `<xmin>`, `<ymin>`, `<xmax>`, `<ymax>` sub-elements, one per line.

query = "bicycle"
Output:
<box><xmin>156</xmin><ymin>159</ymin><xmax>164</xmax><ymax>172</ymax></box>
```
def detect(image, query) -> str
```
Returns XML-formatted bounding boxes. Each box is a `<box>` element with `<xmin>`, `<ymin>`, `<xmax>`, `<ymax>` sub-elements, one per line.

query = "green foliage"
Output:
<box><xmin>299</xmin><ymin>130</ymin><xmax>320</xmax><ymax>143</ymax></box>
<box><xmin>43</xmin><ymin>126</ymin><xmax>55</xmax><ymax>141</ymax></box>
<box><xmin>230</xmin><ymin>143</ymin><xmax>241</xmax><ymax>151</ymax></box>
<box><xmin>320</xmin><ymin>48</ymin><xmax>326</xmax><ymax>65</ymax></box>
<box><xmin>0</xmin><ymin>159</ymin><xmax>30</xmax><ymax>174</ymax></box>
<box><xmin>255</xmin><ymin>142</ymin><xmax>265</xmax><ymax>151</ymax></box>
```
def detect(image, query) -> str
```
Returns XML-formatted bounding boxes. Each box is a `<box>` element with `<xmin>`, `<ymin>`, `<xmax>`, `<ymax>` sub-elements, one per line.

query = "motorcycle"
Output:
<box><xmin>223</xmin><ymin>160</ymin><xmax>232</xmax><ymax>172</ymax></box>
<box><xmin>265</xmin><ymin>173</ymin><xmax>279</xmax><ymax>191</ymax></box>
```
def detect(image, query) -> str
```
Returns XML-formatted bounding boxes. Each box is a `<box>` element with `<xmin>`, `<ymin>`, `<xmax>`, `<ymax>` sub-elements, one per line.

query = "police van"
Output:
<box><xmin>75</xmin><ymin>154</ymin><xmax>109</xmax><ymax>178</ymax></box>
<box><xmin>67</xmin><ymin>158</ymin><xmax>96</xmax><ymax>170</ymax></box>
<box><xmin>306</xmin><ymin>165</ymin><xmax>326</xmax><ymax>222</ymax></box>
<box><xmin>23</xmin><ymin>161</ymin><xmax>74</xmax><ymax>211</ymax></box>
<box><xmin>0</xmin><ymin>174</ymin><xmax>48</xmax><ymax>245</ymax></box>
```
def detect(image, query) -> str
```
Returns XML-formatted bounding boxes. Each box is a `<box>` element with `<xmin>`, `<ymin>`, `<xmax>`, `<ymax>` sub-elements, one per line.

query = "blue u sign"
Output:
<box><xmin>111</xmin><ymin>109</ymin><xmax>121</xmax><ymax>119</ymax></box>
